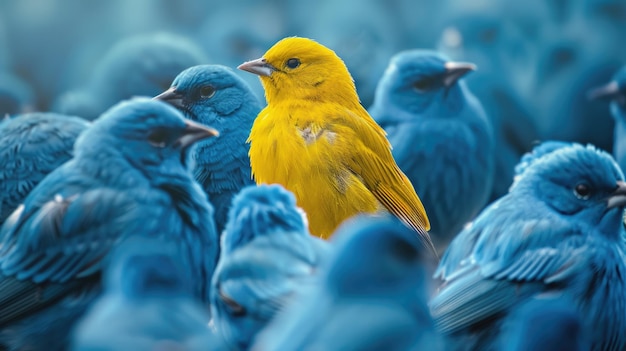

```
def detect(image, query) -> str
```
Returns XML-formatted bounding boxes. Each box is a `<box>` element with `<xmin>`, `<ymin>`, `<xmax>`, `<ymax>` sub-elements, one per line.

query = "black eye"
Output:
<box><xmin>147</xmin><ymin>128</ymin><xmax>169</xmax><ymax>148</ymax></box>
<box><xmin>286</xmin><ymin>58</ymin><xmax>300</xmax><ymax>69</ymax></box>
<box><xmin>199</xmin><ymin>86</ymin><xmax>215</xmax><ymax>99</ymax></box>
<box><xmin>413</xmin><ymin>78</ymin><xmax>436</xmax><ymax>93</ymax></box>
<box><xmin>574</xmin><ymin>183</ymin><xmax>591</xmax><ymax>200</ymax></box>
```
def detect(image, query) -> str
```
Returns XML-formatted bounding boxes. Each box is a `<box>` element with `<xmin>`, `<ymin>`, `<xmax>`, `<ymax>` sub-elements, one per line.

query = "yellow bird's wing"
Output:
<box><xmin>337</xmin><ymin>106</ymin><xmax>436</xmax><ymax>255</ymax></box>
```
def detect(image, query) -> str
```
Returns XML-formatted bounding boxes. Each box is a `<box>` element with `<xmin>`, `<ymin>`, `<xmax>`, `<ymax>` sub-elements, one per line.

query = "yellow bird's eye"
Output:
<box><xmin>286</xmin><ymin>58</ymin><xmax>301</xmax><ymax>69</ymax></box>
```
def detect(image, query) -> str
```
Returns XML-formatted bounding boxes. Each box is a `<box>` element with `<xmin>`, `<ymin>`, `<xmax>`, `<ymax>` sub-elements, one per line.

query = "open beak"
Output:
<box><xmin>153</xmin><ymin>87</ymin><xmax>184</xmax><ymax>109</ymax></box>
<box><xmin>607</xmin><ymin>181</ymin><xmax>626</xmax><ymax>209</ymax></box>
<box><xmin>443</xmin><ymin>62</ymin><xmax>476</xmax><ymax>88</ymax></box>
<box><xmin>238</xmin><ymin>58</ymin><xmax>276</xmax><ymax>77</ymax></box>
<box><xmin>176</xmin><ymin>120</ymin><xmax>219</xmax><ymax>149</ymax></box>
<box><xmin>588</xmin><ymin>81</ymin><xmax>620</xmax><ymax>101</ymax></box>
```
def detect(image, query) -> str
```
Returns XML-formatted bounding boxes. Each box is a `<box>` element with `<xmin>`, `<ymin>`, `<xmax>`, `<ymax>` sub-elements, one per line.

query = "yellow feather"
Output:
<box><xmin>243</xmin><ymin>37</ymin><xmax>434</xmax><ymax>254</ymax></box>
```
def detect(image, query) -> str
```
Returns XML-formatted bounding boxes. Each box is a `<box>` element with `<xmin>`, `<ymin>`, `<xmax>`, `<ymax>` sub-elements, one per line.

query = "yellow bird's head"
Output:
<box><xmin>238</xmin><ymin>37</ymin><xmax>360</xmax><ymax>106</ymax></box>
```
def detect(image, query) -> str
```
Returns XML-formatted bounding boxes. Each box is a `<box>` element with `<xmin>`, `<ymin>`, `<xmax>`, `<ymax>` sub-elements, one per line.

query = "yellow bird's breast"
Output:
<box><xmin>248</xmin><ymin>103</ymin><xmax>380</xmax><ymax>238</ymax></box>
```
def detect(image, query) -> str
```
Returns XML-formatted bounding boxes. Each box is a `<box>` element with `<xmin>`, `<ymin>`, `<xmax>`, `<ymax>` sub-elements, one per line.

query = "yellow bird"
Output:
<box><xmin>238</xmin><ymin>37</ymin><xmax>434</xmax><ymax>254</ymax></box>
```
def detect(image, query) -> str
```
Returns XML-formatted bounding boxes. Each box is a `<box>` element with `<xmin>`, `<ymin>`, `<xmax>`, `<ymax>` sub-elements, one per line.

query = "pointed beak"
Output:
<box><xmin>607</xmin><ymin>181</ymin><xmax>626</xmax><ymax>209</ymax></box>
<box><xmin>153</xmin><ymin>87</ymin><xmax>184</xmax><ymax>109</ymax></box>
<box><xmin>176</xmin><ymin>120</ymin><xmax>219</xmax><ymax>149</ymax></box>
<box><xmin>588</xmin><ymin>81</ymin><xmax>620</xmax><ymax>101</ymax></box>
<box><xmin>443</xmin><ymin>61</ymin><xmax>476</xmax><ymax>87</ymax></box>
<box><xmin>238</xmin><ymin>58</ymin><xmax>276</xmax><ymax>77</ymax></box>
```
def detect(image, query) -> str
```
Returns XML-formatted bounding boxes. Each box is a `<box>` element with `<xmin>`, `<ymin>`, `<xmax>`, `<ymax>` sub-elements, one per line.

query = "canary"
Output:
<box><xmin>238</xmin><ymin>37</ymin><xmax>434</xmax><ymax>254</ymax></box>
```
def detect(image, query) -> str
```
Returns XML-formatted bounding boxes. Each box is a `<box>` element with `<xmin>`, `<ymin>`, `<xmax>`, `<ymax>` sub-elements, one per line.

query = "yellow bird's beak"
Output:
<box><xmin>238</xmin><ymin>58</ymin><xmax>277</xmax><ymax>77</ymax></box>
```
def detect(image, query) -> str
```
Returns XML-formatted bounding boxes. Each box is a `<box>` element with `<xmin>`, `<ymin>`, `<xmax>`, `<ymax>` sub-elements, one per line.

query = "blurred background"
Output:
<box><xmin>0</xmin><ymin>0</ymin><xmax>624</xmax><ymax>153</ymax></box>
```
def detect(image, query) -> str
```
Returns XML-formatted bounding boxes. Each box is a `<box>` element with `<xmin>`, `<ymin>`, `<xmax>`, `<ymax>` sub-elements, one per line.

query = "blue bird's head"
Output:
<box><xmin>221</xmin><ymin>184</ymin><xmax>308</xmax><ymax>255</ymax></box>
<box><xmin>154</xmin><ymin>64</ymin><xmax>261</xmax><ymax>143</ymax></box>
<box><xmin>588</xmin><ymin>66</ymin><xmax>626</xmax><ymax>122</ymax></box>
<box><xmin>515</xmin><ymin>141</ymin><xmax>573</xmax><ymax>177</ymax></box>
<box><xmin>327</xmin><ymin>216</ymin><xmax>430</xmax><ymax>303</ymax></box>
<box><xmin>74</xmin><ymin>98</ymin><xmax>218</xmax><ymax>179</ymax></box>
<box><xmin>511</xmin><ymin>143</ymin><xmax>626</xmax><ymax>237</ymax></box>
<box><xmin>372</xmin><ymin>50</ymin><xmax>475</xmax><ymax>125</ymax></box>
<box><xmin>105</xmin><ymin>236</ymin><xmax>193</xmax><ymax>299</ymax></box>
<box><xmin>90</xmin><ymin>32</ymin><xmax>208</xmax><ymax>107</ymax></box>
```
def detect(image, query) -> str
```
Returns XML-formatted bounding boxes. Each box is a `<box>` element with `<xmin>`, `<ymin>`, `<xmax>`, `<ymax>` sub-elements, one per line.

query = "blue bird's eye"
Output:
<box><xmin>573</xmin><ymin>183</ymin><xmax>591</xmax><ymax>200</ymax></box>
<box><xmin>286</xmin><ymin>58</ymin><xmax>300</xmax><ymax>69</ymax></box>
<box><xmin>147</xmin><ymin>128</ymin><xmax>169</xmax><ymax>148</ymax></box>
<box><xmin>200</xmin><ymin>86</ymin><xmax>216</xmax><ymax>99</ymax></box>
<box><xmin>413</xmin><ymin>78</ymin><xmax>436</xmax><ymax>93</ymax></box>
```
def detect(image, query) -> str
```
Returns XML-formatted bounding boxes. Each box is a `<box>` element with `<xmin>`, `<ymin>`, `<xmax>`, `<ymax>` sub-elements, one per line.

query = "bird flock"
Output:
<box><xmin>1</xmin><ymin>0</ymin><xmax>626</xmax><ymax>350</ymax></box>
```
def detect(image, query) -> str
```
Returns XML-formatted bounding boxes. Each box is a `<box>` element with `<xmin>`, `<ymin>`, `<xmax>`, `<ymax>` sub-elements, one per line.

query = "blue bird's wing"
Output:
<box><xmin>431</xmin><ymin>211</ymin><xmax>586</xmax><ymax>335</ymax></box>
<box><xmin>0</xmin><ymin>184</ymin><xmax>139</xmax><ymax>325</ymax></box>
<box><xmin>0</xmin><ymin>115</ymin><xmax>88</xmax><ymax>222</ymax></box>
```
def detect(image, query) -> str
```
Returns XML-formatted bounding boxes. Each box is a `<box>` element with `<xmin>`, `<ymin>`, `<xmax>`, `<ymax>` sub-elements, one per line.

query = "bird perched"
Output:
<box><xmin>154</xmin><ymin>65</ymin><xmax>261</xmax><ymax>233</ymax></box>
<box><xmin>54</xmin><ymin>32</ymin><xmax>208</xmax><ymax>120</ymax></box>
<box><xmin>211</xmin><ymin>184</ymin><xmax>329</xmax><ymax>349</ymax></box>
<box><xmin>0</xmin><ymin>112</ymin><xmax>90</xmax><ymax>224</ymax></box>
<box><xmin>430</xmin><ymin>143</ymin><xmax>626</xmax><ymax>351</ymax></box>
<box><xmin>72</xmin><ymin>236</ymin><xmax>224</xmax><ymax>351</ymax></box>
<box><xmin>254</xmin><ymin>216</ymin><xmax>442</xmax><ymax>351</ymax></box>
<box><xmin>238</xmin><ymin>37</ymin><xmax>434</xmax><ymax>254</ymax></box>
<box><xmin>499</xmin><ymin>297</ymin><xmax>589</xmax><ymax>351</ymax></box>
<box><xmin>588</xmin><ymin>66</ymin><xmax>626</xmax><ymax>172</ymax></box>
<box><xmin>369</xmin><ymin>50</ymin><xmax>494</xmax><ymax>252</ymax></box>
<box><xmin>0</xmin><ymin>98</ymin><xmax>219</xmax><ymax>351</ymax></box>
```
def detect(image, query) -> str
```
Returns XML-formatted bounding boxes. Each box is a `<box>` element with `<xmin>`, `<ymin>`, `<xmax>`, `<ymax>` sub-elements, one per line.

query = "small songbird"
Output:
<box><xmin>211</xmin><ymin>184</ymin><xmax>329</xmax><ymax>349</ymax></box>
<box><xmin>254</xmin><ymin>216</ymin><xmax>441</xmax><ymax>351</ymax></box>
<box><xmin>154</xmin><ymin>65</ymin><xmax>261</xmax><ymax>233</ymax></box>
<box><xmin>72</xmin><ymin>237</ymin><xmax>225</xmax><ymax>351</ymax></box>
<box><xmin>238</xmin><ymin>37</ymin><xmax>434</xmax><ymax>254</ymax></box>
<box><xmin>500</xmin><ymin>297</ymin><xmax>589</xmax><ymax>351</ymax></box>
<box><xmin>369</xmin><ymin>50</ymin><xmax>494</xmax><ymax>252</ymax></box>
<box><xmin>0</xmin><ymin>98</ymin><xmax>219</xmax><ymax>351</ymax></box>
<box><xmin>430</xmin><ymin>143</ymin><xmax>626</xmax><ymax>351</ymax></box>
<box><xmin>0</xmin><ymin>112</ymin><xmax>90</xmax><ymax>224</ymax></box>
<box><xmin>588</xmin><ymin>66</ymin><xmax>626</xmax><ymax>172</ymax></box>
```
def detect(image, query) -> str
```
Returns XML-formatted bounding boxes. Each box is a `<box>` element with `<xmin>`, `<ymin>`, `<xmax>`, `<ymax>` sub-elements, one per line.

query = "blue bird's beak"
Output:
<box><xmin>607</xmin><ymin>181</ymin><xmax>626</xmax><ymax>209</ymax></box>
<box><xmin>153</xmin><ymin>87</ymin><xmax>184</xmax><ymax>109</ymax></box>
<box><xmin>587</xmin><ymin>81</ymin><xmax>621</xmax><ymax>101</ymax></box>
<box><xmin>176</xmin><ymin>120</ymin><xmax>219</xmax><ymax>150</ymax></box>
<box><xmin>238</xmin><ymin>58</ymin><xmax>276</xmax><ymax>77</ymax></box>
<box><xmin>443</xmin><ymin>62</ymin><xmax>476</xmax><ymax>88</ymax></box>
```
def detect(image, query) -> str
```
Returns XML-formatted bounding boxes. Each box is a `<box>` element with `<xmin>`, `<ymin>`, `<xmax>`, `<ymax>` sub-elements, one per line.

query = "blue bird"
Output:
<box><xmin>0</xmin><ymin>71</ymin><xmax>35</xmax><ymax>116</ymax></box>
<box><xmin>255</xmin><ymin>216</ymin><xmax>442</xmax><ymax>351</ymax></box>
<box><xmin>210</xmin><ymin>184</ymin><xmax>330</xmax><ymax>350</ymax></box>
<box><xmin>0</xmin><ymin>98</ymin><xmax>219</xmax><ymax>351</ymax></box>
<box><xmin>588</xmin><ymin>66</ymin><xmax>626</xmax><ymax>172</ymax></box>
<box><xmin>0</xmin><ymin>112</ymin><xmax>90</xmax><ymax>224</ymax></box>
<box><xmin>54</xmin><ymin>32</ymin><xmax>208</xmax><ymax>120</ymax></box>
<box><xmin>431</xmin><ymin>143</ymin><xmax>626</xmax><ymax>351</ymax></box>
<box><xmin>72</xmin><ymin>236</ymin><xmax>225</xmax><ymax>351</ymax></box>
<box><xmin>369</xmin><ymin>50</ymin><xmax>494</xmax><ymax>252</ymax></box>
<box><xmin>154</xmin><ymin>65</ymin><xmax>261</xmax><ymax>234</ymax></box>
<box><xmin>499</xmin><ymin>297</ymin><xmax>590</xmax><ymax>351</ymax></box>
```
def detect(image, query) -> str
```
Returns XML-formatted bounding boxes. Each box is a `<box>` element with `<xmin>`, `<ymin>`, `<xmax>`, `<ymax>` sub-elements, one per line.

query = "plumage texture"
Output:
<box><xmin>211</xmin><ymin>184</ymin><xmax>330</xmax><ymax>349</ymax></box>
<box><xmin>500</xmin><ymin>297</ymin><xmax>589</xmax><ymax>351</ymax></box>
<box><xmin>0</xmin><ymin>112</ymin><xmax>90</xmax><ymax>224</ymax></box>
<box><xmin>369</xmin><ymin>50</ymin><xmax>494</xmax><ymax>251</ymax></box>
<box><xmin>241</xmin><ymin>37</ymin><xmax>434</xmax><ymax>255</ymax></box>
<box><xmin>0</xmin><ymin>98</ymin><xmax>219</xmax><ymax>350</ymax></box>
<box><xmin>155</xmin><ymin>65</ymin><xmax>261</xmax><ymax>234</ymax></box>
<box><xmin>72</xmin><ymin>236</ymin><xmax>224</xmax><ymax>351</ymax></box>
<box><xmin>54</xmin><ymin>32</ymin><xmax>208</xmax><ymax>120</ymax></box>
<box><xmin>431</xmin><ymin>142</ymin><xmax>626</xmax><ymax>351</ymax></box>
<box><xmin>254</xmin><ymin>215</ymin><xmax>442</xmax><ymax>351</ymax></box>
